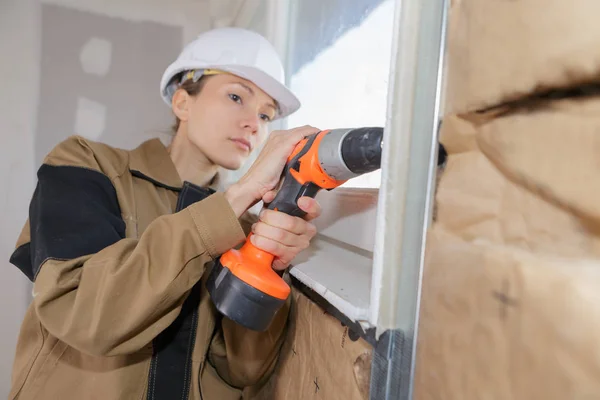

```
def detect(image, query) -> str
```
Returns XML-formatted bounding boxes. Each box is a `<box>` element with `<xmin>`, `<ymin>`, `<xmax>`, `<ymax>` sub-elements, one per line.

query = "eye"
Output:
<box><xmin>259</xmin><ymin>114</ymin><xmax>272</xmax><ymax>122</ymax></box>
<box><xmin>228</xmin><ymin>93</ymin><xmax>242</xmax><ymax>104</ymax></box>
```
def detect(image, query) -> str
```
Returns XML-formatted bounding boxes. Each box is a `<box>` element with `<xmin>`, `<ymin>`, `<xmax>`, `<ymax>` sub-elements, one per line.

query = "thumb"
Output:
<box><xmin>262</xmin><ymin>190</ymin><xmax>277</xmax><ymax>204</ymax></box>
<box><xmin>297</xmin><ymin>196</ymin><xmax>321</xmax><ymax>221</ymax></box>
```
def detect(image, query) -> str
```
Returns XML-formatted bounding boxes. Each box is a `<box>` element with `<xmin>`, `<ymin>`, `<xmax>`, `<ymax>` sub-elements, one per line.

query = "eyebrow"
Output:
<box><xmin>233</xmin><ymin>82</ymin><xmax>278</xmax><ymax>112</ymax></box>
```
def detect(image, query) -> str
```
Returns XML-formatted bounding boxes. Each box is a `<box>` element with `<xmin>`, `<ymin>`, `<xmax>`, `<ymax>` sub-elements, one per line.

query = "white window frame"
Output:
<box><xmin>260</xmin><ymin>0</ymin><xmax>396</xmax><ymax>328</ymax></box>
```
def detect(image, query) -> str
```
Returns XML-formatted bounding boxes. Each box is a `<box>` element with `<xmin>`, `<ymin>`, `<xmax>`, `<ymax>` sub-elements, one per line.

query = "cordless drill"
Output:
<box><xmin>206</xmin><ymin>127</ymin><xmax>384</xmax><ymax>331</ymax></box>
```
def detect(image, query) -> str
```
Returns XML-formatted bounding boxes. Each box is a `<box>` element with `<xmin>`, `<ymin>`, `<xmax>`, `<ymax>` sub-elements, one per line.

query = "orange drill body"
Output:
<box><xmin>287</xmin><ymin>130</ymin><xmax>348</xmax><ymax>189</ymax></box>
<box><xmin>218</xmin><ymin>130</ymin><xmax>347</xmax><ymax>302</ymax></box>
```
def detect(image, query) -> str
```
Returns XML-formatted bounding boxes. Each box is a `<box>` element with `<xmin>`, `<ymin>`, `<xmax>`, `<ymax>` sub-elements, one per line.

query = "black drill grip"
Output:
<box><xmin>265</xmin><ymin>132</ymin><xmax>321</xmax><ymax>218</ymax></box>
<box><xmin>266</xmin><ymin>169</ymin><xmax>321</xmax><ymax>217</ymax></box>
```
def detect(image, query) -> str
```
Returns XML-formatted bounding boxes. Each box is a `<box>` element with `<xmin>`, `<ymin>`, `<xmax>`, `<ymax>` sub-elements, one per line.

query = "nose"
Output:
<box><xmin>240</xmin><ymin>110</ymin><xmax>260</xmax><ymax>135</ymax></box>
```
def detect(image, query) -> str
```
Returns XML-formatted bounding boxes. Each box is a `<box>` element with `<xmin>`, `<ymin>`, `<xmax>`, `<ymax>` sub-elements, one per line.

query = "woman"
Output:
<box><xmin>9</xmin><ymin>27</ymin><xmax>321</xmax><ymax>400</ymax></box>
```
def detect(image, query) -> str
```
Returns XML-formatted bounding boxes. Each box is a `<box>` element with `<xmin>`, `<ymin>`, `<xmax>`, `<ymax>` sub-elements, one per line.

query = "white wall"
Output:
<box><xmin>0</xmin><ymin>0</ymin><xmax>41</xmax><ymax>395</ymax></box>
<box><xmin>45</xmin><ymin>0</ymin><xmax>212</xmax><ymax>44</ymax></box>
<box><xmin>0</xmin><ymin>0</ymin><xmax>212</xmax><ymax>397</ymax></box>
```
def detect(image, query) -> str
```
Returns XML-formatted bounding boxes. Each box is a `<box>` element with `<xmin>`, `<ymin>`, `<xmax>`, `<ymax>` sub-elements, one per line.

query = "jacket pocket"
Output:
<box><xmin>18</xmin><ymin>335</ymin><xmax>68</xmax><ymax>400</ymax></box>
<box><xmin>9</xmin><ymin>319</ymin><xmax>45</xmax><ymax>400</ymax></box>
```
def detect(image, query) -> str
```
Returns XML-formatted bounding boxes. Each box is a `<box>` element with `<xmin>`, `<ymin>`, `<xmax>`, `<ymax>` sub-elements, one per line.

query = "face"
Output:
<box><xmin>172</xmin><ymin>73</ymin><xmax>277</xmax><ymax>170</ymax></box>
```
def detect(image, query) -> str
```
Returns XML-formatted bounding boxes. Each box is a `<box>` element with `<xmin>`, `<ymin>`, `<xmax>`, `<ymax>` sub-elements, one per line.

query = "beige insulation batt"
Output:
<box><xmin>414</xmin><ymin>228</ymin><xmax>600</xmax><ymax>400</ymax></box>
<box><xmin>414</xmin><ymin>96</ymin><xmax>600</xmax><ymax>399</ymax></box>
<box><xmin>444</xmin><ymin>0</ymin><xmax>600</xmax><ymax>115</ymax></box>
<box><xmin>435</xmin><ymin>100</ymin><xmax>600</xmax><ymax>259</ymax></box>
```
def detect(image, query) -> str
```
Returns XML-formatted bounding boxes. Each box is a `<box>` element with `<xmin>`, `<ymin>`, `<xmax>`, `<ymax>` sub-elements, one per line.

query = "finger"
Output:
<box><xmin>262</xmin><ymin>190</ymin><xmax>277</xmax><ymax>204</ymax></box>
<box><xmin>288</xmin><ymin>125</ymin><xmax>320</xmax><ymax>143</ymax></box>
<box><xmin>268</xmin><ymin>126</ymin><xmax>311</xmax><ymax>144</ymax></box>
<box><xmin>259</xmin><ymin>209</ymin><xmax>306</xmax><ymax>235</ymax></box>
<box><xmin>252</xmin><ymin>222</ymin><xmax>310</xmax><ymax>248</ymax></box>
<box><xmin>250</xmin><ymin>234</ymin><xmax>297</xmax><ymax>261</ymax></box>
<box><xmin>272</xmin><ymin>259</ymin><xmax>289</xmax><ymax>271</ymax></box>
<box><xmin>297</xmin><ymin>197</ymin><xmax>322</xmax><ymax>221</ymax></box>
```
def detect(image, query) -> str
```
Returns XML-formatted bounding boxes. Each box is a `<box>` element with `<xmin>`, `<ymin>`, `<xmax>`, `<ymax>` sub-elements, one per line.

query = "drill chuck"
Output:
<box><xmin>318</xmin><ymin>127</ymin><xmax>384</xmax><ymax>181</ymax></box>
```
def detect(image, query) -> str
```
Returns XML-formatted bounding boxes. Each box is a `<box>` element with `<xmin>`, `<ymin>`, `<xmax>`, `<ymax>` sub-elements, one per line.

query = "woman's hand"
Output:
<box><xmin>225</xmin><ymin>125</ymin><xmax>320</xmax><ymax>217</ymax></box>
<box><xmin>250</xmin><ymin>196</ymin><xmax>322</xmax><ymax>271</ymax></box>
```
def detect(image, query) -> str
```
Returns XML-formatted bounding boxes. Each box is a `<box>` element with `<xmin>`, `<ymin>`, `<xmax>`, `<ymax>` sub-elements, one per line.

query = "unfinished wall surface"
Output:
<box><xmin>416</xmin><ymin>105</ymin><xmax>600</xmax><ymax>399</ymax></box>
<box><xmin>416</xmin><ymin>228</ymin><xmax>600</xmax><ymax>399</ymax></box>
<box><xmin>247</xmin><ymin>288</ymin><xmax>372</xmax><ymax>400</ymax></box>
<box><xmin>415</xmin><ymin>0</ymin><xmax>600</xmax><ymax>397</ymax></box>
<box><xmin>444</xmin><ymin>0</ymin><xmax>600</xmax><ymax>115</ymax></box>
<box><xmin>36</xmin><ymin>4</ymin><xmax>181</xmax><ymax>164</ymax></box>
<box><xmin>0</xmin><ymin>0</ymin><xmax>40</xmax><ymax>396</ymax></box>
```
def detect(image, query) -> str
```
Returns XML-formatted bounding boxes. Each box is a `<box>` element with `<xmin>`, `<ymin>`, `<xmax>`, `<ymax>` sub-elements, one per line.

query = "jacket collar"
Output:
<box><xmin>128</xmin><ymin>138</ymin><xmax>222</xmax><ymax>192</ymax></box>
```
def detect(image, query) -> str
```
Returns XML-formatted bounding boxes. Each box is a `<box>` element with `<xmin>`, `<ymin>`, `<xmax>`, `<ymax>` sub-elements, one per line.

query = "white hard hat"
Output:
<box><xmin>160</xmin><ymin>27</ymin><xmax>300</xmax><ymax>119</ymax></box>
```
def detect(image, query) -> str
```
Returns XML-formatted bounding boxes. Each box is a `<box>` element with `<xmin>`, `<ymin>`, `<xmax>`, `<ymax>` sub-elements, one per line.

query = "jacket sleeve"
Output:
<box><xmin>11</xmin><ymin>138</ymin><xmax>246</xmax><ymax>357</ymax></box>
<box><xmin>238</xmin><ymin>209</ymin><xmax>259</xmax><ymax>235</ymax></box>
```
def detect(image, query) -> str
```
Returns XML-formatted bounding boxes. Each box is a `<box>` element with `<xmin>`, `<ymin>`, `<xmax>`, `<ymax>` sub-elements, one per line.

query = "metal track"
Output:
<box><xmin>369</xmin><ymin>0</ymin><xmax>449</xmax><ymax>398</ymax></box>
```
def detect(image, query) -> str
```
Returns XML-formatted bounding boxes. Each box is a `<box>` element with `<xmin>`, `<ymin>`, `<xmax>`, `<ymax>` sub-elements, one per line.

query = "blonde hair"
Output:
<box><xmin>171</xmin><ymin>74</ymin><xmax>211</xmax><ymax>133</ymax></box>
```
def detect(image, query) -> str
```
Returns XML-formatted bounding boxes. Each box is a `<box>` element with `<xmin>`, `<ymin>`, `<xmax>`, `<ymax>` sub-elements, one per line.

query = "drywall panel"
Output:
<box><xmin>35</xmin><ymin>4</ymin><xmax>182</xmax><ymax>165</ymax></box>
<box><xmin>0</xmin><ymin>1</ymin><xmax>40</xmax><ymax>398</ymax></box>
<box><xmin>43</xmin><ymin>0</ymin><xmax>211</xmax><ymax>46</ymax></box>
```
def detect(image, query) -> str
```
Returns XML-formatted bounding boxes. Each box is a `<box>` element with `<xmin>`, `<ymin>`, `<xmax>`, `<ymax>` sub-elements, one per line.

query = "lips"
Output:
<box><xmin>230</xmin><ymin>138</ymin><xmax>252</xmax><ymax>152</ymax></box>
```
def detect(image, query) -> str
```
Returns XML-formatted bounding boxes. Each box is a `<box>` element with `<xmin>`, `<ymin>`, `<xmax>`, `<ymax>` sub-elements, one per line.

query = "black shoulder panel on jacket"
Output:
<box><xmin>10</xmin><ymin>243</ymin><xmax>33</xmax><ymax>281</ymax></box>
<box><xmin>10</xmin><ymin>164</ymin><xmax>126</xmax><ymax>281</ymax></box>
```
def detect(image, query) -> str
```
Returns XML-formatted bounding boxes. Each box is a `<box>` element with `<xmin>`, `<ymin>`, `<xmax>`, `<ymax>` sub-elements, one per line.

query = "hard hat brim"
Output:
<box><xmin>160</xmin><ymin>62</ymin><xmax>301</xmax><ymax>120</ymax></box>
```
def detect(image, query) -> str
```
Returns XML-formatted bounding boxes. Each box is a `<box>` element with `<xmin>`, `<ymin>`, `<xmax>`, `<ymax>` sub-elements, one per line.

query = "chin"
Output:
<box><xmin>218</xmin><ymin>158</ymin><xmax>244</xmax><ymax>171</ymax></box>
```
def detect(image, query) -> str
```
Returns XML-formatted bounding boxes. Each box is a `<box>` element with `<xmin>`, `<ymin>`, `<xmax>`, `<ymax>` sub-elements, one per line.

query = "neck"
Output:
<box><xmin>168</xmin><ymin>128</ymin><xmax>218</xmax><ymax>188</ymax></box>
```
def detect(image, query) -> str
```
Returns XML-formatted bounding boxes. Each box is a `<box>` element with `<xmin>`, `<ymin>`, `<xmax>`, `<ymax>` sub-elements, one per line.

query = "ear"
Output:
<box><xmin>171</xmin><ymin>88</ymin><xmax>190</xmax><ymax>122</ymax></box>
